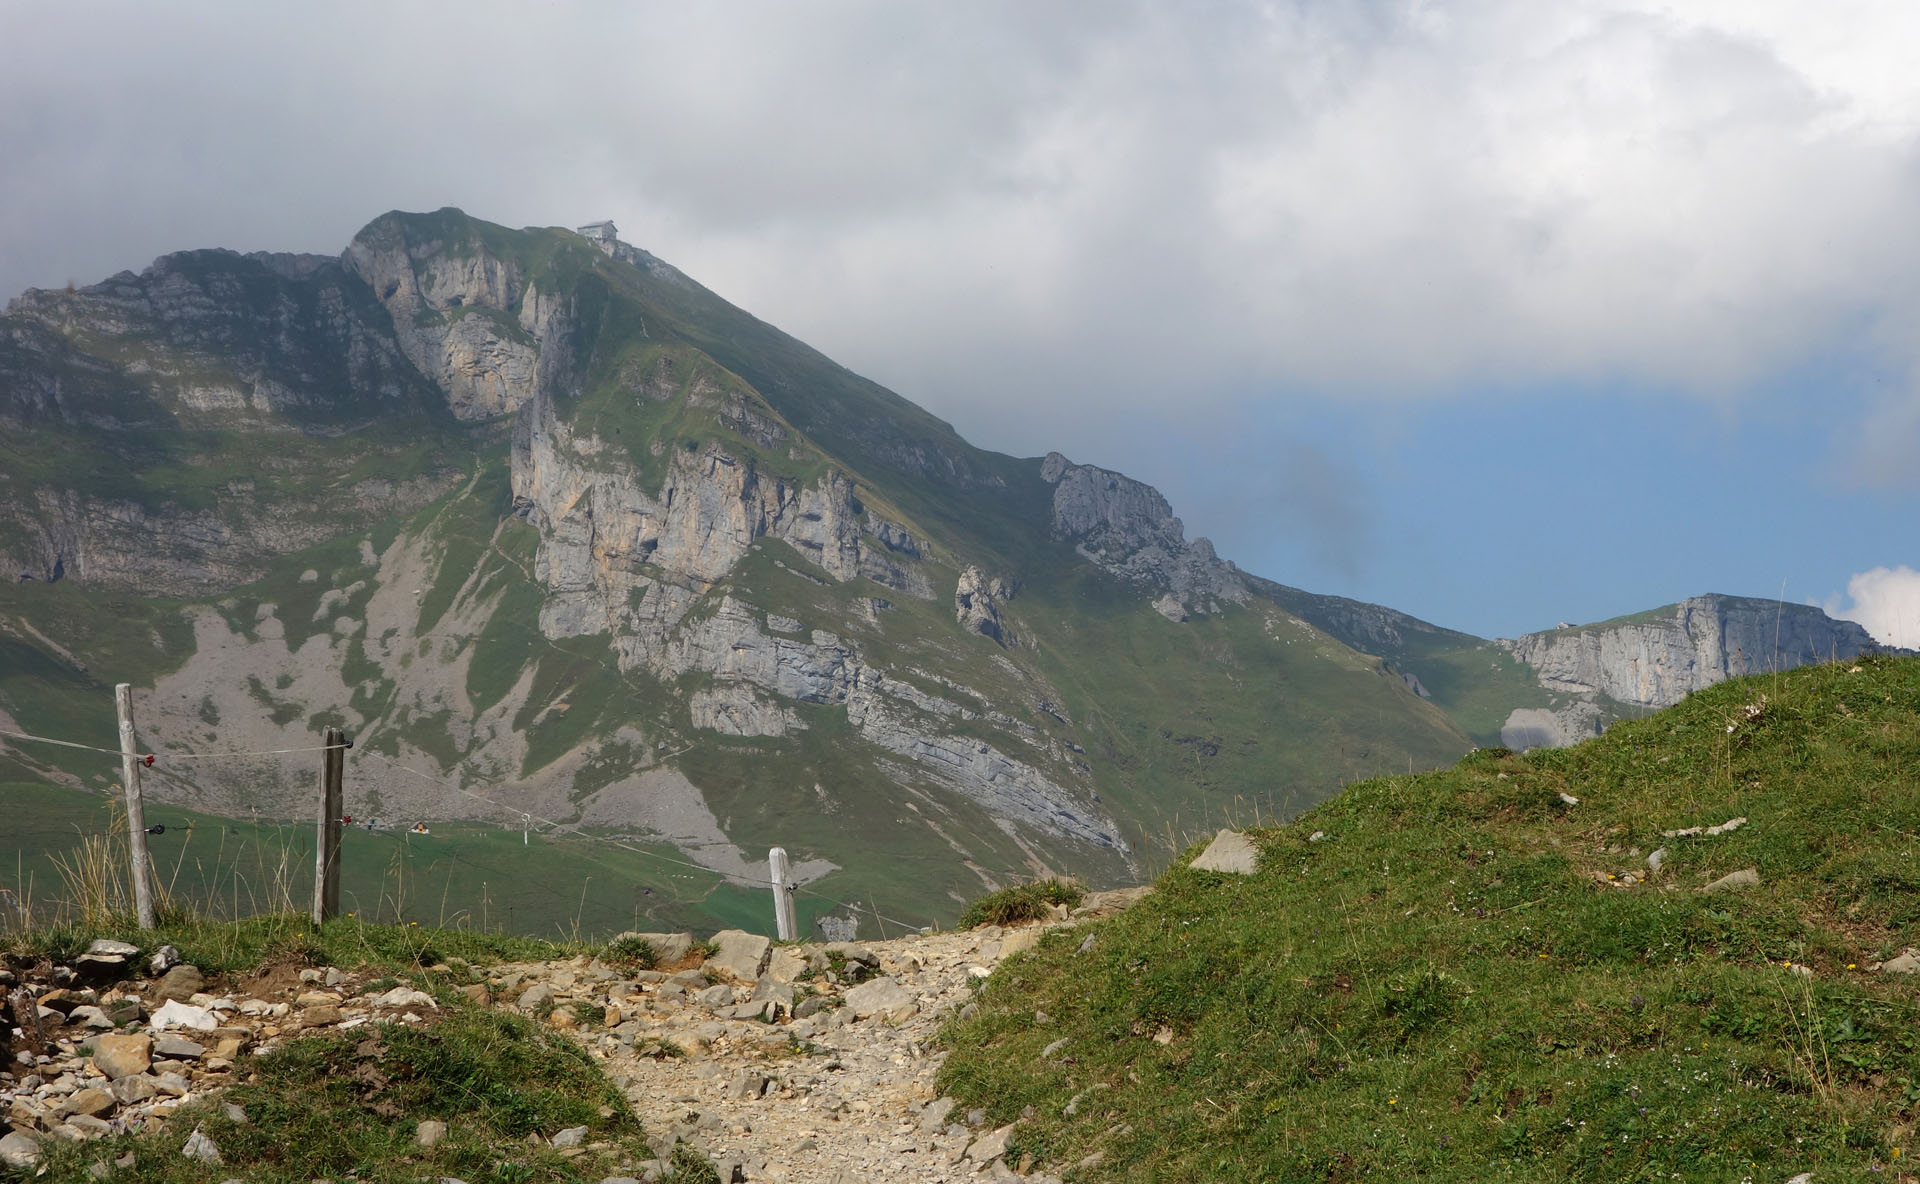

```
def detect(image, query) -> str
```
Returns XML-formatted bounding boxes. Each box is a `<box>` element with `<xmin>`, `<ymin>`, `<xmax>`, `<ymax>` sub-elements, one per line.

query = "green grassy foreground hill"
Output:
<box><xmin>939</xmin><ymin>655</ymin><xmax>1920</xmax><ymax>1182</ymax></box>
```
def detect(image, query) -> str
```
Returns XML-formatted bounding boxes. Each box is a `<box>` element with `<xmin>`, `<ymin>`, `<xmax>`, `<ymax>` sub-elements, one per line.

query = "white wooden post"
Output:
<box><xmin>768</xmin><ymin>847</ymin><xmax>796</xmax><ymax>942</ymax></box>
<box><xmin>115</xmin><ymin>683</ymin><xmax>156</xmax><ymax>929</ymax></box>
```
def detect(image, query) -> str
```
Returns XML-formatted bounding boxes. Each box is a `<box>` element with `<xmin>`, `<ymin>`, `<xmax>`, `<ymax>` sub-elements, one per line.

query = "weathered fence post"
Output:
<box><xmin>312</xmin><ymin>726</ymin><xmax>345</xmax><ymax>925</ymax></box>
<box><xmin>768</xmin><ymin>847</ymin><xmax>797</xmax><ymax>942</ymax></box>
<box><xmin>115</xmin><ymin>683</ymin><xmax>156</xmax><ymax>930</ymax></box>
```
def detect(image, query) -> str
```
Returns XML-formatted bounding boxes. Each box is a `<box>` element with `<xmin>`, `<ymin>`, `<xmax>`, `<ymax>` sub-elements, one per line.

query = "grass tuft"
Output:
<box><xmin>958</xmin><ymin>878</ymin><xmax>1085</xmax><ymax>929</ymax></box>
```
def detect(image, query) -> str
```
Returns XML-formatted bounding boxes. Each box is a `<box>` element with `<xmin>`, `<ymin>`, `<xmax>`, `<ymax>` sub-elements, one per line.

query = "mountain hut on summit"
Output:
<box><xmin>577</xmin><ymin>220</ymin><xmax>618</xmax><ymax>245</ymax></box>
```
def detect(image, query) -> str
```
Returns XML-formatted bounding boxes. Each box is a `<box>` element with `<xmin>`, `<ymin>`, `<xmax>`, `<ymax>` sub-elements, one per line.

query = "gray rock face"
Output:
<box><xmin>343</xmin><ymin>213</ymin><xmax>574</xmax><ymax>422</ymax></box>
<box><xmin>1040</xmin><ymin>452</ymin><xmax>1248</xmax><ymax>615</ymax></box>
<box><xmin>1499</xmin><ymin>702</ymin><xmax>1608</xmax><ymax>752</ymax></box>
<box><xmin>954</xmin><ymin>566</ymin><xmax>1014</xmax><ymax>644</ymax></box>
<box><xmin>1501</xmin><ymin>596</ymin><xmax>1880</xmax><ymax>710</ymax></box>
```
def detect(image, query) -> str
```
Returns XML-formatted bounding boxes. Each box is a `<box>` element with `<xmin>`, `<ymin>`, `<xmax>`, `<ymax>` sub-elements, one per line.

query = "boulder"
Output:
<box><xmin>0</xmin><ymin>1131</ymin><xmax>41</xmax><ymax>1168</ymax></box>
<box><xmin>843</xmin><ymin>976</ymin><xmax>916</xmax><ymax>1022</ymax></box>
<box><xmin>704</xmin><ymin>931</ymin><xmax>771</xmax><ymax>981</ymax></box>
<box><xmin>152</xmin><ymin>965</ymin><xmax>203</xmax><ymax>1003</ymax></box>
<box><xmin>1189</xmin><ymin>829</ymin><xmax>1260</xmax><ymax>874</ymax></box>
<box><xmin>92</xmin><ymin>1033</ymin><xmax>152</xmax><ymax>1079</ymax></box>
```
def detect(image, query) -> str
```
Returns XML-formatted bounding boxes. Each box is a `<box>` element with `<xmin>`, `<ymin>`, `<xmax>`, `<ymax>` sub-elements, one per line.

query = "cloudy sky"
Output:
<box><xmin>3</xmin><ymin>1</ymin><xmax>1917</xmax><ymax>644</ymax></box>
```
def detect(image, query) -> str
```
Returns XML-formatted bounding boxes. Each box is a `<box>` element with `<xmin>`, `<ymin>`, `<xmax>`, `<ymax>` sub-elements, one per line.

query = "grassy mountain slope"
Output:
<box><xmin>939</xmin><ymin>654</ymin><xmax>1920</xmax><ymax>1181</ymax></box>
<box><xmin>3</xmin><ymin>208</ymin><xmax>1471</xmax><ymax>934</ymax></box>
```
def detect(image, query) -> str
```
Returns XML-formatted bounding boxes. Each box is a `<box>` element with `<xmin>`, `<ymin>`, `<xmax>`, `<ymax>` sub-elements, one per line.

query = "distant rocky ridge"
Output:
<box><xmin>0</xmin><ymin>207</ymin><xmax>1889</xmax><ymax>930</ymax></box>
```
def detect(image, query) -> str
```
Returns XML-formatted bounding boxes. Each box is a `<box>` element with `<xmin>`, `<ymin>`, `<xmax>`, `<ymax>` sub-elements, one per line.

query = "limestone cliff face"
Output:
<box><xmin>1499</xmin><ymin>595</ymin><xmax>1880</xmax><ymax>709</ymax></box>
<box><xmin>0</xmin><ymin>248</ymin><xmax>456</xmax><ymax>593</ymax></box>
<box><xmin>509</xmin><ymin>387</ymin><xmax>932</xmax><ymax>659</ymax></box>
<box><xmin>344</xmin><ymin>214</ymin><xmax>574</xmax><ymax>421</ymax></box>
<box><xmin>1039</xmin><ymin>451</ymin><xmax>1248</xmax><ymax>614</ymax></box>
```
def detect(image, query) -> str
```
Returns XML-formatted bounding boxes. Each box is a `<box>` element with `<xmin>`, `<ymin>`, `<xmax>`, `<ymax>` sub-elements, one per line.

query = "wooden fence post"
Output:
<box><xmin>312</xmin><ymin>726</ymin><xmax>345</xmax><ymax>925</ymax></box>
<box><xmin>115</xmin><ymin>683</ymin><xmax>156</xmax><ymax>930</ymax></box>
<box><xmin>768</xmin><ymin>847</ymin><xmax>796</xmax><ymax>942</ymax></box>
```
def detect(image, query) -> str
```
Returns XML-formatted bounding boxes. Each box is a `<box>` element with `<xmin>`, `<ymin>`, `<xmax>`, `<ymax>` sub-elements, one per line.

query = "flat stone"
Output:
<box><xmin>965</xmin><ymin>1123</ymin><xmax>1015</xmax><ymax>1162</ymax></box>
<box><xmin>1698</xmin><ymin>868</ymin><xmax>1761</xmax><ymax>895</ymax></box>
<box><xmin>182</xmin><ymin>1127</ymin><xmax>222</xmax><ymax>1163</ymax></box>
<box><xmin>62</xmin><ymin>1114</ymin><xmax>111</xmax><ymax>1139</ymax></box>
<box><xmin>1878</xmin><ymin>950</ymin><xmax>1920</xmax><ymax>974</ymax></box>
<box><xmin>694</xmin><ymin>984</ymin><xmax>733</xmax><ymax>1009</ymax></box>
<box><xmin>704</xmin><ymin>931</ymin><xmax>771</xmax><ymax>982</ymax></box>
<box><xmin>92</xmin><ymin>1033</ymin><xmax>152</xmax><ymax>1079</ymax></box>
<box><xmin>61</xmin><ymin>1089</ymin><xmax>114</xmax><ymax>1118</ymax></box>
<box><xmin>417</xmin><ymin>1119</ymin><xmax>448</xmax><ymax>1148</ymax></box>
<box><xmin>1189</xmin><ymin>828</ymin><xmax>1260</xmax><ymax>874</ymax></box>
<box><xmin>517</xmin><ymin>983</ymin><xmax>556</xmax><ymax>1012</ymax></box>
<box><xmin>153</xmin><ymin>1034</ymin><xmax>206</xmax><ymax>1059</ymax></box>
<box><xmin>551</xmin><ymin>1126</ymin><xmax>588</xmax><ymax>1149</ymax></box>
<box><xmin>726</xmin><ymin>1070</ymin><xmax>767</xmax><ymax>1100</ymax></box>
<box><xmin>110</xmin><ymin>1074</ymin><xmax>161</xmax><ymax>1105</ymax></box>
<box><xmin>84</xmin><ymin>940</ymin><xmax>141</xmax><ymax>960</ymax></box>
<box><xmin>843</xmin><ymin>977</ymin><xmax>917</xmax><ymax>1022</ymax></box>
<box><xmin>68</xmin><ymin>1005</ymin><xmax>114</xmax><ymax>1029</ymax></box>
<box><xmin>299</xmin><ymin>1004</ymin><xmax>343</xmax><ymax>1027</ymax></box>
<box><xmin>765</xmin><ymin>947</ymin><xmax>809</xmax><ymax>982</ymax></box>
<box><xmin>150</xmin><ymin>1000</ymin><xmax>217</xmax><ymax>1031</ymax></box>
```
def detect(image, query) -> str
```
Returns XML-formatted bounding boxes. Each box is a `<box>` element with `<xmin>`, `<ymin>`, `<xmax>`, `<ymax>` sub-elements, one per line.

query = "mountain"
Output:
<box><xmin>0</xmin><ymin>209</ymin><xmax>1888</xmax><ymax>931</ymax></box>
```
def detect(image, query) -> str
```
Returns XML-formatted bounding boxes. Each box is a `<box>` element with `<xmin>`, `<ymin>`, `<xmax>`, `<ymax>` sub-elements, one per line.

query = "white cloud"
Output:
<box><xmin>4</xmin><ymin>2</ymin><xmax>1920</xmax><ymax>475</ymax></box>
<box><xmin>1828</xmin><ymin>566</ymin><xmax>1920</xmax><ymax>649</ymax></box>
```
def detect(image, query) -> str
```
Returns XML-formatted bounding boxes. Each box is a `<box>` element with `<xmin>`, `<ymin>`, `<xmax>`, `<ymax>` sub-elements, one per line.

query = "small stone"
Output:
<box><xmin>324</xmin><ymin>967</ymin><xmax>345</xmax><ymax>987</ymax></box>
<box><xmin>68</xmin><ymin>1005</ymin><xmax>114</xmax><ymax>1029</ymax></box>
<box><xmin>919</xmin><ymin>1097</ymin><xmax>957</xmax><ymax>1133</ymax></box>
<box><xmin>460</xmin><ymin>984</ymin><xmax>493</xmax><ymax>1007</ymax></box>
<box><xmin>298</xmin><ymin>969</ymin><xmax>323</xmax><ymax>984</ymax></box>
<box><xmin>153</xmin><ymin>1034</ymin><xmax>206</xmax><ymax>1060</ymax></box>
<box><xmin>417</xmin><ymin>1119</ymin><xmax>448</xmax><ymax>1148</ymax></box>
<box><xmin>517</xmin><ymin>983</ymin><xmax>556</xmax><ymax>1012</ymax></box>
<box><xmin>150</xmin><ymin>999</ymin><xmax>216</xmax><ymax>1031</ymax></box>
<box><xmin>726</xmin><ymin>1070</ymin><xmax>768</xmax><ymax>1100</ymax></box>
<box><xmin>965</xmin><ymin>1124</ymin><xmax>1015</xmax><ymax>1162</ymax></box>
<box><xmin>843</xmin><ymin>977</ymin><xmax>916</xmax><ymax>1022</ymax></box>
<box><xmin>152</xmin><ymin>965</ymin><xmax>203</xmax><ymax>1004</ymax></box>
<box><xmin>1877</xmin><ymin>950</ymin><xmax>1920</xmax><ymax>974</ymax></box>
<box><xmin>60</xmin><ymin>1088</ymin><xmax>114</xmax><ymax>1118</ymax></box>
<box><xmin>294</xmin><ymin>990</ymin><xmax>339</xmax><ymax>1007</ymax></box>
<box><xmin>110</xmin><ymin>1074</ymin><xmax>161</xmax><ymax>1105</ymax></box>
<box><xmin>551</xmin><ymin>1126</ymin><xmax>588</xmax><ymax>1149</ymax></box>
<box><xmin>63</xmin><ymin>1114</ymin><xmax>111</xmax><ymax>1139</ymax></box>
<box><xmin>222</xmin><ymin>1102</ymin><xmax>248</xmax><ymax>1124</ymax></box>
<box><xmin>147</xmin><ymin>945</ymin><xmax>181</xmax><ymax>976</ymax></box>
<box><xmin>793</xmin><ymin>995</ymin><xmax>829</xmax><ymax>1019</ymax></box>
<box><xmin>1646</xmin><ymin>848</ymin><xmax>1667</xmax><ymax>872</ymax></box>
<box><xmin>92</xmin><ymin>1033</ymin><xmax>152</xmax><ymax>1079</ymax></box>
<box><xmin>1697</xmin><ymin>868</ymin><xmax>1761</xmax><ymax>895</ymax></box>
<box><xmin>182</xmin><ymin>1127</ymin><xmax>222</xmax><ymax>1163</ymax></box>
<box><xmin>300</xmin><ymin>1004</ymin><xmax>343</xmax><ymax>1028</ymax></box>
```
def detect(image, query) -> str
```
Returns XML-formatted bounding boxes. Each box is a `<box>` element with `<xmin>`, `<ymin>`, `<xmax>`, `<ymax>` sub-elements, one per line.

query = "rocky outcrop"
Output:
<box><xmin>688</xmin><ymin>686</ymin><xmax>804</xmax><ymax>737</ymax></box>
<box><xmin>1500</xmin><ymin>595</ymin><xmax>1880</xmax><ymax>709</ymax></box>
<box><xmin>343</xmin><ymin>214</ymin><xmax>574</xmax><ymax>421</ymax></box>
<box><xmin>1499</xmin><ymin>702</ymin><xmax>1609</xmax><ymax>751</ymax></box>
<box><xmin>954</xmin><ymin>566</ymin><xmax>1014</xmax><ymax>644</ymax></box>
<box><xmin>511</xmin><ymin>385</ymin><xmax>934</xmax><ymax>659</ymax></box>
<box><xmin>1040</xmin><ymin>452</ymin><xmax>1248</xmax><ymax>614</ymax></box>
